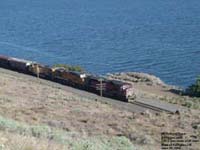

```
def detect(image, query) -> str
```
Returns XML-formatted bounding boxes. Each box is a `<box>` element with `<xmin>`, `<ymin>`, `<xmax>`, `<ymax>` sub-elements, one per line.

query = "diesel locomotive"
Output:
<box><xmin>0</xmin><ymin>55</ymin><xmax>135</xmax><ymax>102</ymax></box>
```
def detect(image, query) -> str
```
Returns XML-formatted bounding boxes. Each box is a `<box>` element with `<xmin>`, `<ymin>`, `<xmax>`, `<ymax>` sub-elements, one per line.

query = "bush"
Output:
<box><xmin>0</xmin><ymin>116</ymin><xmax>134</xmax><ymax>149</ymax></box>
<box><xmin>0</xmin><ymin>116</ymin><xmax>68</xmax><ymax>140</ymax></box>
<box><xmin>187</xmin><ymin>76</ymin><xmax>200</xmax><ymax>97</ymax></box>
<box><xmin>53</xmin><ymin>64</ymin><xmax>85</xmax><ymax>72</ymax></box>
<box><xmin>71</xmin><ymin>136</ymin><xmax>134</xmax><ymax>150</ymax></box>
<box><xmin>183</xmin><ymin>101</ymin><xmax>193</xmax><ymax>108</ymax></box>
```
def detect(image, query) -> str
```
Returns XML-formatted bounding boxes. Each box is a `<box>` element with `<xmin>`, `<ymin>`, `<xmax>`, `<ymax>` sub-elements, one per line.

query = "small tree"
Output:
<box><xmin>53</xmin><ymin>64</ymin><xmax>85</xmax><ymax>72</ymax></box>
<box><xmin>187</xmin><ymin>76</ymin><xmax>200</xmax><ymax>97</ymax></box>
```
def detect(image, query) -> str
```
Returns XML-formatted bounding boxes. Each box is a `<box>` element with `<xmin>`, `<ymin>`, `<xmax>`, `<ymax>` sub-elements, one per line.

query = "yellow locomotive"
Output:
<box><xmin>28</xmin><ymin>63</ymin><xmax>52</xmax><ymax>79</ymax></box>
<box><xmin>51</xmin><ymin>67</ymin><xmax>86</xmax><ymax>88</ymax></box>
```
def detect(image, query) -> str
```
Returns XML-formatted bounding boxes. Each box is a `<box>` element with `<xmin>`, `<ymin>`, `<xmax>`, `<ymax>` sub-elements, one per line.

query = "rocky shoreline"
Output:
<box><xmin>107</xmin><ymin>72</ymin><xmax>182</xmax><ymax>94</ymax></box>
<box><xmin>107</xmin><ymin>72</ymin><xmax>167</xmax><ymax>86</ymax></box>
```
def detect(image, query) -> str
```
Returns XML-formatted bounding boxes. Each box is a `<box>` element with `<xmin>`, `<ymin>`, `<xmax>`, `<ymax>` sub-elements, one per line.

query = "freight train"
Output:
<box><xmin>0</xmin><ymin>55</ymin><xmax>135</xmax><ymax>102</ymax></box>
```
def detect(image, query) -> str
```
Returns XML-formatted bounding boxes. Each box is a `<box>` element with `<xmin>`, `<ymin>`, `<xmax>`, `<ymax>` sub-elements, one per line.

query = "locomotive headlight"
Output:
<box><xmin>80</xmin><ymin>74</ymin><xmax>86</xmax><ymax>78</ymax></box>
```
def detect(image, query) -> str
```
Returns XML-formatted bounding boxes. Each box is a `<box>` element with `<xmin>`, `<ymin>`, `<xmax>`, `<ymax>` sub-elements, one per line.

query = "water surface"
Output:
<box><xmin>0</xmin><ymin>0</ymin><xmax>200</xmax><ymax>87</ymax></box>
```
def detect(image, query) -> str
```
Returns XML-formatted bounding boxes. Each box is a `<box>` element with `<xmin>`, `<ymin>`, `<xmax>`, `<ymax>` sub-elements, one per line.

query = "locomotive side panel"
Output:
<box><xmin>28</xmin><ymin>64</ymin><xmax>52</xmax><ymax>79</ymax></box>
<box><xmin>103</xmin><ymin>80</ymin><xmax>134</xmax><ymax>101</ymax></box>
<box><xmin>104</xmin><ymin>81</ymin><xmax>119</xmax><ymax>96</ymax></box>
<box><xmin>8</xmin><ymin>58</ymin><xmax>32</xmax><ymax>72</ymax></box>
<box><xmin>39</xmin><ymin>66</ymin><xmax>52</xmax><ymax>79</ymax></box>
<box><xmin>84</xmin><ymin>76</ymin><xmax>109</xmax><ymax>95</ymax></box>
<box><xmin>63</xmin><ymin>72</ymin><xmax>85</xmax><ymax>87</ymax></box>
<box><xmin>0</xmin><ymin>55</ymin><xmax>10</xmax><ymax>68</ymax></box>
<box><xmin>51</xmin><ymin>69</ymin><xmax>85</xmax><ymax>88</ymax></box>
<box><xmin>84</xmin><ymin>76</ymin><xmax>99</xmax><ymax>93</ymax></box>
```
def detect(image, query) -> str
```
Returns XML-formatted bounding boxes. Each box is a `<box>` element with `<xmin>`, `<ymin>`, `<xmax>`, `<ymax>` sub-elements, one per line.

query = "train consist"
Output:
<box><xmin>0</xmin><ymin>55</ymin><xmax>135</xmax><ymax>101</ymax></box>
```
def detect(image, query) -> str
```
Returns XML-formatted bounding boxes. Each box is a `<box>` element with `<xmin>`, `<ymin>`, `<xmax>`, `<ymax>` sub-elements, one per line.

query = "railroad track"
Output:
<box><xmin>130</xmin><ymin>100</ymin><xmax>178</xmax><ymax>113</ymax></box>
<box><xmin>0</xmin><ymin>68</ymin><xmax>181</xmax><ymax>114</ymax></box>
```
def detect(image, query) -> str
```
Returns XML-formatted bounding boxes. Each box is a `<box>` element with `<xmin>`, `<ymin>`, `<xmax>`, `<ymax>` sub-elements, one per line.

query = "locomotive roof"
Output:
<box><xmin>68</xmin><ymin>71</ymin><xmax>85</xmax><ymax>75</ymax></box>
<box><xmin>87</xmin><ymin>75</ymin><xmax>107</xmax><ymax>81</ymax></box>
<box><xmin>52</xmin><ymin>67</ymin><xmax>65</xmax><ymax>72</ymax></box>
<box><xmin>8</xmin><ymin>57</ymin><xmax>33</xmax><ymax>64</ymax></box>
<box><xmin>86</xmin><ymin>75</ymin><xmax>131</xmax><ymax>86</ymax></box>
<box><xmin>109</xmin><ymin>79</ymin><xmax>131</xmax><ymax>86</ymax></box>
<box><xmin>53</xmin><ymin>67</ymin><xmax>85</xmax><ymax>75</ymax></box>
<box><xmin>0</xmin><ymin>55</ymin><xmax>9</xmax><ymax>59</ymax></box>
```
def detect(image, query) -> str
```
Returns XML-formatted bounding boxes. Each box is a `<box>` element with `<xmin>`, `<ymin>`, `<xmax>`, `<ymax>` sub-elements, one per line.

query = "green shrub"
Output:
<box><xmin>71</xmin><ymin>136</ymin><xmax>134</xmax><ymax>150</ymax></box>
<box><xmin>30</xmin><ymin>125</ymin><xmax>51</xmax><ymax>138</ymax></box>
<box><xmin>0</xmin><ymin>116</ymin><xmax>66</xmax><ymax>140</ymax></box>
<box><xmin>0</xmin><ymin>116</ymin><xmax>134</xmax><ymax>149</ymax></box>
<box><xmin>53</xmin><ymin>64</ymin><xmax>85</xmax><ymax>72</ymax></box>
<box><xmin>183</xmin><ymin>101</ymin><xmax>193</xmax><ymax>108</ymax></box>
<box><xmin>187</xmin><ymin>76</ymin><xmax>200</xmax><ymax>97</ymax></box>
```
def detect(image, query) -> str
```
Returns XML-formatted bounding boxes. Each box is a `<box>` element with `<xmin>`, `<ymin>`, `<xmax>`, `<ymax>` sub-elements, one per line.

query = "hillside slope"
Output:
<box><xmin>0</xmin><ymin>68</ymin><xmax>199</xmax><ymax>150</ymax></box>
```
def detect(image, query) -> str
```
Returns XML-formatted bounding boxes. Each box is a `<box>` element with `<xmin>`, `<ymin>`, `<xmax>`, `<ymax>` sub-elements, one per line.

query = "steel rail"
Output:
<box><xmin>130</xmin><ymin>101</ymin><xmax>177</xmax><ymax>113</ymax></box>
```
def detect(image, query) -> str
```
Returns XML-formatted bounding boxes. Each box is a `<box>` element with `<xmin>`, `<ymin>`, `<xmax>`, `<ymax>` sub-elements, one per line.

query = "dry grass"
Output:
<box><xmin>0</xmin><ymin>131</ymin><xmax>67</xmax><ymax>150</ymax></box>
<box><xmin>0</xmin><ymin>115</ymin><xmax>134</xmax><ymax>150</ymax></box>
<box><xmin>0</xmin><ymin>134</ymin><xmax>161</xmax><ymax>150</ymax></box>
<box><xmin>0</xmin><ymin>131</ymin><xmax>135</xmax><ymax>150</ymax></box>
<box><xmin>0</xmin><ymin>68</ymin><xmax>200</xmax><ymax>149</ymax></box>
<box><xmin>159</xmin><ymin>96</ymin><xmax>200</xmax><ymax>110</ymax></box>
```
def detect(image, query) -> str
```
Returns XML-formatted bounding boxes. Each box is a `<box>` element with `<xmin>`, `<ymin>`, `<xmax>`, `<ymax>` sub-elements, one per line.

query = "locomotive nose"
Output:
<box><xmin>126</xmin><ymin>87</ymin><xmax>134</xmax><ymax>96</ymax></box>
<box><xmin>125</xmin><ymin>87</ymin><xmax>136</xmax><ymax>102</ymax></box>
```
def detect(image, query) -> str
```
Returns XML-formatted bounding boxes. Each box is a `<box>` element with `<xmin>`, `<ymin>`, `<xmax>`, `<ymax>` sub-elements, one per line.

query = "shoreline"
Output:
<box><xmin>106</xmin><ymin>71</ymin><xmax>185</xmax><ymax>89</ymax></box>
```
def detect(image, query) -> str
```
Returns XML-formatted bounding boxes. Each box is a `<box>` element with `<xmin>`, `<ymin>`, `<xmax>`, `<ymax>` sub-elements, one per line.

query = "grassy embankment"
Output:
<box><xmin>0</xmin><ymin>68</ymin><xmax>137</xmax><ymax>150</ymax></box>
<box><xmin>0</xmin><ymin>68</ymin><xmax>200</xmax><ymax>150</ymax></box>
<box><xmin>159</xmin><ymin>76</ymin><xmax>200</xmax><ymax>109</ymax></box>
<box><xmin>0</xmin><ymin>115</ymin><xmax>133</xmax><ymax>150</ymax></box>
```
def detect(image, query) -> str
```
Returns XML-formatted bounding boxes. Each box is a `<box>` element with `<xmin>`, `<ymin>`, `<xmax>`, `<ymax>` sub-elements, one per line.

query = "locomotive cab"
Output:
<box><xmin>106</xmin><ymin>80</ymin><xmax>136</xmax><ymax>101</ymax></box>
<box><xmin>121</xmin><ymin>84</ymin><xmax>135</xmax><ymax>100</ymax></box>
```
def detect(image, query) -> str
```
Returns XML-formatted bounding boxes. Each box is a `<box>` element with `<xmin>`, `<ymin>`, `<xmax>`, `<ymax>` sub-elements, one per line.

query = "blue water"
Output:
<box><xmin>0</xmin><ymin>0</ymin><xmax>200</xmax><ymax>87</ymax></box>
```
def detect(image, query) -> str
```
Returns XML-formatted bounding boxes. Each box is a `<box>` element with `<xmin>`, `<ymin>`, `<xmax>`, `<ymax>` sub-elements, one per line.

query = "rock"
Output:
<box><xmin>192</xmin><ymin>122</ymin><xmax>200</xmax><ymax>129</ymax></box>
<box><xmin>128</xmin><ymin>133</ymin><xmax>138</xmax><ymax>141</ymax></box>
<box><xmin>107</xmin><ymin>72</ymin><xmax>167</xmax><ymax>87</ymax></box>
<box><xmin>0</xmin><ymin>137</ymin><xmax>8</xmax><ymax>144</ymax></box>
<box><xmin>47</xmin><ymin>120</ymin><xmax>66</xmax><ymax>129</ymax></box>
<box><xmin>128</xmin><ymin>133</ymin><xmax>154</xmax><ymax>145</ymax></box>
<box><xmin>141</xmin><ymin>110</ymin><xmax>153</xmax><ymax>119</ymax></box>
<box><xmin>140</xmin><ymin>135</ymin><xmax>154</xmax><ymax>144</ymax></box>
